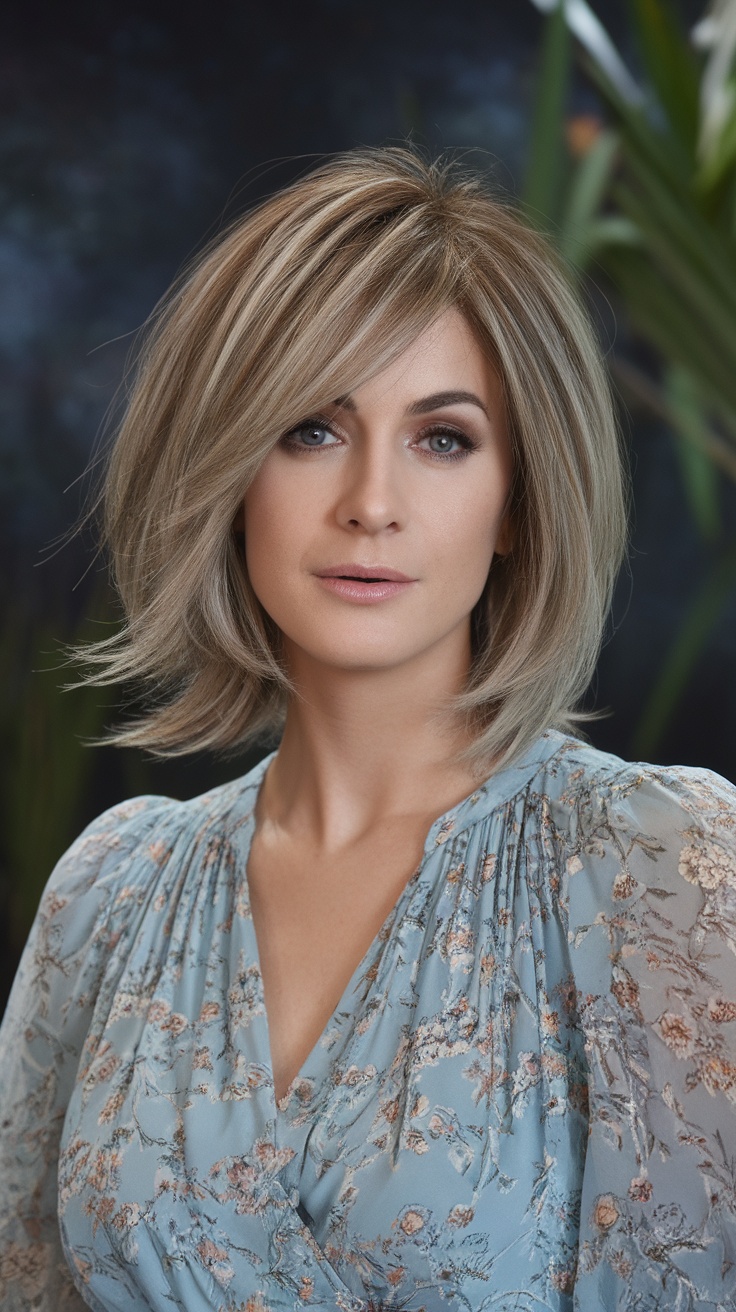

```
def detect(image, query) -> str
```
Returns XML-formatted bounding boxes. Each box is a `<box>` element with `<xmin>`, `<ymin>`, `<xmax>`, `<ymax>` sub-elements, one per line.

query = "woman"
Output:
<box><xmin>1</xmin><ymin>146</ymin><xmax>734</xmax><ymax>1312</ymax></box>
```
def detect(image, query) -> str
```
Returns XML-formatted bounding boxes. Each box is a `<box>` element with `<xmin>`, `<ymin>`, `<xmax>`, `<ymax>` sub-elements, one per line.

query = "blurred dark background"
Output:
<box><xmin>2</xmin><ymin>0</ymin><xmax>734</xmax><ymax>1008</ymax></box>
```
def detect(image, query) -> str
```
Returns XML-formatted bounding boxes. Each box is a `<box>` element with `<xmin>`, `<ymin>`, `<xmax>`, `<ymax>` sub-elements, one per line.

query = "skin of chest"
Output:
<box><xmin>246</xmin><ymin>819</ymin><xmax>432</xmax><ymax>1104</ymax></box>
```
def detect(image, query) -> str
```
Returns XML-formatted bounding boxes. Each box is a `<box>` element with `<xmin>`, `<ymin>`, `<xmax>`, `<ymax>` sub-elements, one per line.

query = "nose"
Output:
<box><xmin>333</xmin><ymin>439</ymin><xmax>406</xmax><ymax>535</ymax></box>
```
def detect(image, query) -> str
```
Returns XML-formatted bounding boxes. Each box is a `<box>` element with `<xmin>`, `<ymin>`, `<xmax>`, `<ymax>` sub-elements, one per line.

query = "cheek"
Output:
<box><xmin>242</xmin><ymin>467</ymin><xmax>315</xmax><ymax>620</ymax></box>
<box><xmin>242</xmin><ymin>478</ymin><xmax>283</xmax><ymax>608</ymax></box>
<box><xmin>243</xmin><ymin>463</ymin><xmax>291</xmax><ymax>556</ymax></box>
<box><xmin>434</xmin><ymin>487</ymin><xmax>506</xmax><ymax>572</ymax></box>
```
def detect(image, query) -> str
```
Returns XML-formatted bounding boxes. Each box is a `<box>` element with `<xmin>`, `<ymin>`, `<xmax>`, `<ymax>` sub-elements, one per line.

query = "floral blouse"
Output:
<box><xmin>1</xmin><ymin>727</ymin><xmax>736</xmax><ymax>1312</ymax></box>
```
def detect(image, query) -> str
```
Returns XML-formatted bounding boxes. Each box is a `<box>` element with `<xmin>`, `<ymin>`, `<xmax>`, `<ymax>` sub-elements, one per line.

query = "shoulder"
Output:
<box><xmin>4</xmin><ymin>761</ymin><xmax>269</xmax><ymax>1036</ymax></box>
<box><xmin>20</xmin><ymin>794</ymin><xmax>178</xmax><ymax>983</ymax></box>
<box><xmin>524</xmin><ymin>733</ymin><xmax>735</xmax><ymax>954</ymax></box>
<box><xmin>36</xmin><ymin>758</ymin><xmax>268</xmax><ymax>950</ymax></box>
<box><xmin>540</xmin><ymin>738</ymin><xmax>736</xmax><ymax>1025</ymax></box>
<box><xmin>532</xmin><ymin>731</ymin><xmax>735</xmax><ymax>874</ymax></box>
<box><xmin>531</xmin><ymin>728</ymin><xmax>735</xmax><ymax>813</ymax></box>
<box><xmin>43</xmin><ymin>793</ymin><xmax>177</xmax><ymax>912</ymax></box>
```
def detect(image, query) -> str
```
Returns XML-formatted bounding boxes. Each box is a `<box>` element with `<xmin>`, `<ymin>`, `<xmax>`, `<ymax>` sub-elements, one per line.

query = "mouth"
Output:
<box><xmin>316</xmin><ymin>564</ymin><xmax>416</xmax><ymax>583</ymax></box>
<box><xmin>315</xmin><ymin>565</ymin><xmax>417</xmax><ymax>604</ymax></box>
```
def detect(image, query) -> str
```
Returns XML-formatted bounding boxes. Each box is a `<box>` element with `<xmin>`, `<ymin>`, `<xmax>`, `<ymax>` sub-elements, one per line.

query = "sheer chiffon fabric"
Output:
<box><xmin>1</xmin><ymin>728</ymin><xmax>735</xmax><ymax>1310</ymax></box>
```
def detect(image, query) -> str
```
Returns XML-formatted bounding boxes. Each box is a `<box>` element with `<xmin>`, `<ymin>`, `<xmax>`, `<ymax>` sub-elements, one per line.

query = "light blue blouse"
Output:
<box><xmin>1</xmin><ymin>728</ymin><xmax>736</xmax><ymax>1311</ymax></box>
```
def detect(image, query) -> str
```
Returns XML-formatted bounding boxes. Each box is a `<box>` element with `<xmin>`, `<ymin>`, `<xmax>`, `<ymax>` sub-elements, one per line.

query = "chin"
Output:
<box><xmin>284</xmin><ymin>635</ymin><xmax>425</xmax><ymax>674</ymax></box>
<box><xmin>317</xmin><ymin>648</ymin><xmax>420</xmax><ymax>672</ymax></box>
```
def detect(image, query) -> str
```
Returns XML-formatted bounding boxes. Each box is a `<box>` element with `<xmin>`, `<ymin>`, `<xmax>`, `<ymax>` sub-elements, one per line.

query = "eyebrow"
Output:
<box><xmin>333</xmin><ymin>389</ymin><xmax>489</xmax><ymax>419</ymax></box>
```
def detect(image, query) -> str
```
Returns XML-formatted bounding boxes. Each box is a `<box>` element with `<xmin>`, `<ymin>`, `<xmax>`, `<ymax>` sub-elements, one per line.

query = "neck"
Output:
<box><xmin>258</xmin><ymin>631</ymin><xmax>493</xmax><ymax>851</ymax></box>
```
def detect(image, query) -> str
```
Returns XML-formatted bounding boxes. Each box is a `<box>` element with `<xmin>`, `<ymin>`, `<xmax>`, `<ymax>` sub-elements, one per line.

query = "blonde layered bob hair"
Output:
<box><xmin>77</xmin><ymin>145</ymin><xmax>629</xmax><ymax>774</ymax></box>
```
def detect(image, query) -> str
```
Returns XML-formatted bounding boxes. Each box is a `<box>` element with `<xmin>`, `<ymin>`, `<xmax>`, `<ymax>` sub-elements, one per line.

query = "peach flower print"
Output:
<box><xmin>678</xmin><ymin>839</ymin><xmax>735</xmax><ymax>890</ymax></box>
<box><xmin>628</xmin><ymin>1176</ymin><xmax>653</xmax><ymax>1203</ymax></box>
<box><xmin>593</xmin><ymin>1195</ymin><xmax>620</xmax><ymax>1230</ymax></box>
<box><xmin>399</xmin><ymin>1209</ymin><xmax>425</xmax><ymax>1235</ymax></box>
<box><xmin>656</xmin><ymin>1011</ymin><xmax>695</xmax><ymax>1059</ymax></box>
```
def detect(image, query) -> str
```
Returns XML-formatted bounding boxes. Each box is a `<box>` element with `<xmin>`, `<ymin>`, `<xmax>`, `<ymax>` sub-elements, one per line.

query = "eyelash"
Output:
<box><xmin>281</xmin><ymin>417</ymin><xmax>480</xmax><ymax>463</ymax></box>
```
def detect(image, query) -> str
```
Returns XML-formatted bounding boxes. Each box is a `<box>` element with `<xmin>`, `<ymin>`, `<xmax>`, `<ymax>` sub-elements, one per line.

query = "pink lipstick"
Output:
<box><xmin>315</xmin><ymin>563</ymin><xmax>417</xmax><ymax>603</ymax></box>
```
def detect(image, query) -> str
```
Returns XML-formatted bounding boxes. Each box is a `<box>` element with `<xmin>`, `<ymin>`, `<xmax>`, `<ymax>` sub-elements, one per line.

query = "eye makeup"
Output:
<box><xmin>280</xmin><ymin>417</ymin><xmax>481</xmax><ymax>463</ymax></box>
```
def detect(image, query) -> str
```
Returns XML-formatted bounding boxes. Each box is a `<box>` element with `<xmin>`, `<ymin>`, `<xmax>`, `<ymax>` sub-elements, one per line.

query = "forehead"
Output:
<box><xmin>339</xmin><ymin>308</ymin><xmax>503</xmax><ymax>413</ymax></box>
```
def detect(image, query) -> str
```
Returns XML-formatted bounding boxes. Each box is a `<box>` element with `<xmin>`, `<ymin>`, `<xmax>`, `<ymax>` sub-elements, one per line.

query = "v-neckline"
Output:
<box><xmin>237</xmin><ymin>728</ymin><xmax>562</xmax><ymax>1118</ymax></box>
<box><xmin>271</xmin><ymin>850</ymin><xmax>426</xmax><ymax>1116</ymax></box>
<box><xmin>241</xmin><ymin>753</ymin><xmax>433</xmax><ymax>1117</ymax></box>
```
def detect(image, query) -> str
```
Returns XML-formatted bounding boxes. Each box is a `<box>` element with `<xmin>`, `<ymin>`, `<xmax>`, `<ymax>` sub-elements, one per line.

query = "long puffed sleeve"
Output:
<box><xmin>0</xmin><ymin>797</ymin><xmax>169</xmax><ymax>1311</ymax></box>
<box><xmin>561</xmin><ymin>760</ymin><xmax>736</xmax><ymax>1309</ymax></box>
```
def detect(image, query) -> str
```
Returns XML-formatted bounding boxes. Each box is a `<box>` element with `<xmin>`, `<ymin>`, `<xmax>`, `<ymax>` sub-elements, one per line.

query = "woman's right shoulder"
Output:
<box><xmin>3</xmin><ymin>769</ymin><xmax>261</xmax><ymax>1035</ymax></box>
<box><xmin>46</xmin><ymin>792</ymin><xmax>179</xmax><ymax>902</ymax></box>
<box><xmin>21</xmin><ymin>794</ymin><xmax>182</xmax><ymax>974</ymax></box>
<box><xmin>40</xmin><ymin>760</ymin><xmax>268</xmax><ymax>936</ymax></box>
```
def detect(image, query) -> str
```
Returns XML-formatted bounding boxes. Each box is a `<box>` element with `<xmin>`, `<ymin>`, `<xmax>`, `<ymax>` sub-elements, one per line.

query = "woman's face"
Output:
<box><xmin>242</xmin><ymin>307</ymin><xmax>513</xmax><ymax>683</ymax></box>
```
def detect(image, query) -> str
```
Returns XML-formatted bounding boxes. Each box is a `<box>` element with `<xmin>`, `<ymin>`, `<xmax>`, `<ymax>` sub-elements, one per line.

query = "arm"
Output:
<box><xmin>564</xmin><ymin>762</ymin><xmax>736</xmax><ymax>1311</ymax></box>
<box><xmin>0</xmin><ymin>798</ymin><xmax>166</xmax><ymax>1311</ymax></box>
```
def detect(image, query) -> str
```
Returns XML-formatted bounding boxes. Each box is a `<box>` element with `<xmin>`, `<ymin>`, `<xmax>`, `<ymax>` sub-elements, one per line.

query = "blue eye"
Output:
<box><xmin>426</xmin><ymin>432</ymin><xmax>461</xmax><ymax>454</ymax></box>
<box><xmin>417</xmin><ymin>427</ymin><xmax>477</xmax><ymax>461</ymax></box>
<box><xmin>280</xmin><ymin>419</ymin><xmax>478</xmax><ymax>461</ymax></box>
<box><xmin>282</xmin><ymin>420</ymin><xmax>340</xmax><ymax>451</ymax></box>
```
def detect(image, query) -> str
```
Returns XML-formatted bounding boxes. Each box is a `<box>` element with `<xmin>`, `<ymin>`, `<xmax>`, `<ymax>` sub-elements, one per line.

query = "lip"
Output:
<box><xmin>316</xmin><ymin>576</ymin><xmax>416</xmax><ymax>603</ymax></box>
<box><xmin>316</xmin><ymin>564</ymin><xmax>416</xmax><ymax>582</ymax></box>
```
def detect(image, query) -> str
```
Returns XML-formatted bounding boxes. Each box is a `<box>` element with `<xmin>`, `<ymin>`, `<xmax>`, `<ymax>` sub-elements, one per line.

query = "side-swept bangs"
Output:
<box><xmin>75</xmin><ymin>145</ymin><xmax>629</xmax><ymax>773</ymax></box>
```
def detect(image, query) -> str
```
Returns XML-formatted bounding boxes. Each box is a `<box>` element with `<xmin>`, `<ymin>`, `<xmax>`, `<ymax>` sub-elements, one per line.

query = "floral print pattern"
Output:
<box><xmin>1</xmin><ymin>728</ymin><xmax>735</xmax><ymax>1311</ymax></box>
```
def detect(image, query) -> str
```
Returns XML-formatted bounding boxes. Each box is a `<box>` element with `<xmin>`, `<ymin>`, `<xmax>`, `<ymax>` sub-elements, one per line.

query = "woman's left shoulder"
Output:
<box><xmin>543</xmin><ymin>733</ymin><xmax>736</xmax><ymax>1004</ymax></box>
<box><xmin>541</xmin><ymin>733</ymin><xmax>736</xmax><ymax>883</ymax></box>
<box><xmin>530</xmin><ymin>734</ymin><xmax>736</xmax><ymax>961</ymax></box>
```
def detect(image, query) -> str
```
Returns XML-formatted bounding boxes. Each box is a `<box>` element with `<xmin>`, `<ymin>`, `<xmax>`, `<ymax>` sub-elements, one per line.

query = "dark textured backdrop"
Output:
<box><xmin>1</xmin><ymin>0</ymin><xmax>732</xmax><ymax>989</ymax></box>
